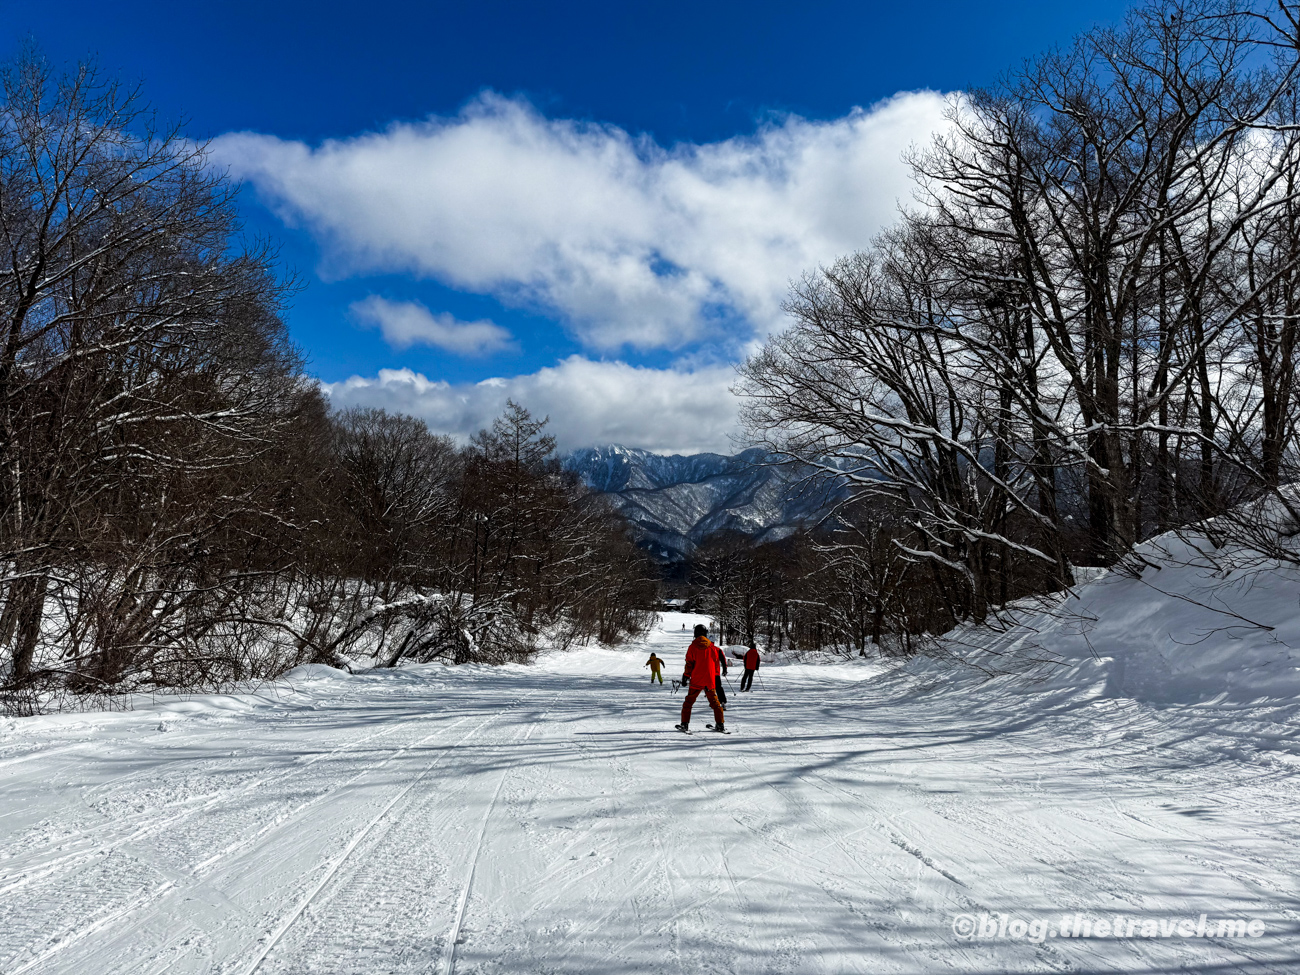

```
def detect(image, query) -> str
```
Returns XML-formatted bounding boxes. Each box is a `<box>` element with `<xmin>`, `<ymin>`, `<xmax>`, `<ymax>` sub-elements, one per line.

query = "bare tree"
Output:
<box><xmin>739</xmin><ymin>0</ymin><xmax>1300</xmax><ymax>646</ymax></box>
<box><xmin>0</xmin><ymin>51</ymin><xmax>315</xmax><ymax>702</ymax></box>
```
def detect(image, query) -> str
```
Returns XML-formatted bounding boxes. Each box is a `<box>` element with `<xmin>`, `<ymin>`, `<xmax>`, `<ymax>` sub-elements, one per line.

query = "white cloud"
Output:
<box><xmin>320</xmin><ymin>356</ymin><xmax>741</xmax><ymax>454</ymax></box>
<box><xmin>215</xmin><ymin>91</ymin><xmax>948</xmax><ymax>352</ymax></box>
<box><xmin>350</xmin><ymin>295</ymin><xmax>515</xmax><ymax>356</ymax></box>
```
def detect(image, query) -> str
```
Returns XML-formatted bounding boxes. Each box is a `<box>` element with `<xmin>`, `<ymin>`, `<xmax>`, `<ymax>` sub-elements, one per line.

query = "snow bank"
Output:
<box><xmin>929</xmin><ymin>530</ymin><xmax>1300</xmax><ymax>706</ymax></box>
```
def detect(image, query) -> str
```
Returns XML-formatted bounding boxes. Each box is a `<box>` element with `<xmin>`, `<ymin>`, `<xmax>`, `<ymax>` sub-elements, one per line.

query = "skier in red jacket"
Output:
<box><xmin>676</xmin><ymin>624</ymin><xmax>726</xmax><ymax>733</ymax></box>
<box><xmin>740</xmin><ymin>643</ymin><xmax>760</xmax><ymax>691</ymax></box>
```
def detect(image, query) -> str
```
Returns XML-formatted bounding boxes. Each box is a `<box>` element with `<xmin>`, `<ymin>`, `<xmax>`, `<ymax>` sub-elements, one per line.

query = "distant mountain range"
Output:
<box><xmin>565</xmin><ymin>445</ymin><xmax>848</xmax><ymax>561</ymax></box>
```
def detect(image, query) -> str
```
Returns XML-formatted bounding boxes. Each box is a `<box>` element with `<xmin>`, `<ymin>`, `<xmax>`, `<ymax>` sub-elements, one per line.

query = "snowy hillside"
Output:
<box><xmin>3</xmin><ymin>554</ymin><xmax>1299</xmax><ymax>973</ymax></box>
<box><xmin>566</xmin><ymin>445</ymin><xmax>846</xmax><ymax>559</ymax></box>
<box><xmin>928</xmin><ymin>528</ymin><xmax>1300</xmax><ymax>708</ymax></box>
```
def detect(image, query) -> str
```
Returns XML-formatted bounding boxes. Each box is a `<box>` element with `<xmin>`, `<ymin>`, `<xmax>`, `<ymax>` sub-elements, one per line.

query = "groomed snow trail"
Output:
<box><xmin>2</xmin><ymin>612</ymin><xmax>1298</xmax><ymax>974</ymax></box>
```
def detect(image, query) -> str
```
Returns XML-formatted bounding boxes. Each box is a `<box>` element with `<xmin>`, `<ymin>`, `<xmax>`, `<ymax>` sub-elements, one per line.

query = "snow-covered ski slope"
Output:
<box><xmin>3</xmin><ymin>560</ymin><xmax>1300</xmax><ymax>973</ymax></box>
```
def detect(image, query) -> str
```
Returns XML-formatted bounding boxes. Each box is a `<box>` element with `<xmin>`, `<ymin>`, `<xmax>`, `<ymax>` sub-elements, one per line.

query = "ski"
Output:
<box><xmin>706</xmin><ymin>724</ymin><xmax>731</xmax><ymax>734</ymax></box>
<box><xmin>674</xmin><ymin>724</ymin><xmax>692</xmax><ymax>735</ymax></box>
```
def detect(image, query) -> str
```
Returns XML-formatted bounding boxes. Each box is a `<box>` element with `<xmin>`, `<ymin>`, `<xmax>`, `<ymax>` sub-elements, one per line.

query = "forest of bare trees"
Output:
<box><xmin>732</xmin><ymin>0</ymin><xmax>1300</xmax><ymax>650</ymax></box>
<box><xmin>689</xmin><ymin>499</ymin><xmax>956</xmax><ymax>659</ymax></box>
<box><xmin>0</xmin><ymin>54</ymin><xmax>654</xmax><ymax>713</ymax></box>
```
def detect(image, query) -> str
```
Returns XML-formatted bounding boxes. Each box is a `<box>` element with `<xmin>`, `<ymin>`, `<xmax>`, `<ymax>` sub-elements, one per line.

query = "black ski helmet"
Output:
<box><xmin>693</xmin><ymin>624</ymin><xmax>708</xmax><ymax>637</ymax></box>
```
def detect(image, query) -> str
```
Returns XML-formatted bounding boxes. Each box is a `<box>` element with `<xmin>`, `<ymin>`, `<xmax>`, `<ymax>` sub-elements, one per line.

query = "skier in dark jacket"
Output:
<box><xmin>714</xmin><ymin>642</ymin><xmax>729</xmax><ymax>706</ymax></box>
<box><xmin>740</xmin><ymin>643</ymin><xmax>760</xmax><ymax>691</ymax></box>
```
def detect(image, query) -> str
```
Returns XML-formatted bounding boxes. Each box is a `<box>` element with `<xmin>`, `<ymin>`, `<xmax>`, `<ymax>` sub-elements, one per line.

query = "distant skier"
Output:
<box><xmin>740</xmin><ymin>643</ymin><xmax>760</xmax><ymax>691</ymax></box>
<box><xmin>676</xmin><ymin>624</ymin><xmax>726</xmax><ymax>733</ymax></box>
<box><xmin>644</xmin><ymin>652</ymin><xmax>665</xmax><ymax>684</ymax></box>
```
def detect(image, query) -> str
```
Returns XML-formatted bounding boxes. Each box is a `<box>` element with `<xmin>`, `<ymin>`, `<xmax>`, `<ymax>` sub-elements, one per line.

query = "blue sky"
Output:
<box><xmin>4</xmin><ymin>0</ymin><xmax>1133</xmax><ymax>452</ymax></box>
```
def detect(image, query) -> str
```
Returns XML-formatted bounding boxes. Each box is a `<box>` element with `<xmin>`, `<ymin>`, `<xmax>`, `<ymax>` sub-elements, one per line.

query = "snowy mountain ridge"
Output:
<box><xmin>567</xmin><ymin>444</ymin><xmax>772</xmax><ymax>493</ymax></box>
<box><xmin>565</xmin><ymin>444</ymin><xmax>847</xmax><ymax>559</ymax></box>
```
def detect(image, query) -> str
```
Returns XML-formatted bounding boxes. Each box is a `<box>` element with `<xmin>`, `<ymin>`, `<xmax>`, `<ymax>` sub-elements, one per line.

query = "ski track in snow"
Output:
<box><xmin>2</xmin><ymin>613</ymin><xmax>1299</xmax><ymax>974</ymax></box>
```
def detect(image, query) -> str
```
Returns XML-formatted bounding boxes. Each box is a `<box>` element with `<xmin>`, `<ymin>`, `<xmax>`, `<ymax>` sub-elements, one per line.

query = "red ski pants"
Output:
<box><xmin>681</xmin><ymin>685</ymin><xmax>724</xmax><ymax>727</ymax></box>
